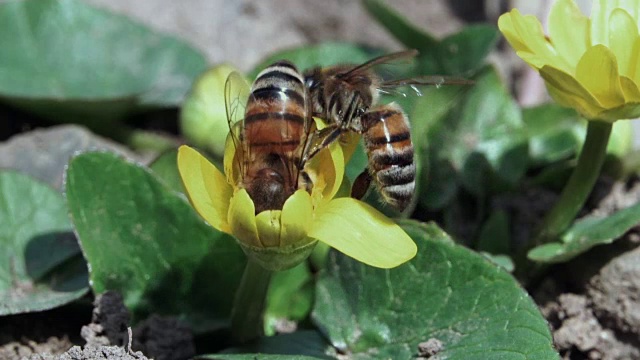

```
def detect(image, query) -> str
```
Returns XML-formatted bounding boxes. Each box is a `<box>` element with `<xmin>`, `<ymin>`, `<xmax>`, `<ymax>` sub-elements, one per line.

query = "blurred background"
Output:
<box><xmin>2</xmin><ymin>0</ymin><xmax>637</xmax><ymax>145</ymax></box>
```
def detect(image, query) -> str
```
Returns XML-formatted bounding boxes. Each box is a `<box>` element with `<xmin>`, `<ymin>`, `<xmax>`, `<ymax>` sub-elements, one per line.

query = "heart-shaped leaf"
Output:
<box><xmin>312</xmin><ymin>221</ymin><xmax>558</xmax><ymax>359</ymax></box>
<box><xmin>0</xmin><ymin>171</ymin><xmax>88</xmax><ymax>315</ymax></box>
<box><xmin>65</xmin><ymin>152</ymin><xmax>246</xmax><ymax>332</ymax></box>
<box><xmin>0</xmin><ymin>0</ymin><xmax>208</xmax><ymax>123</ymax></box>
<box><xmin>528</xmin><ymin>201</ymin><xmax>640</xmax><ymax>263</ymax></box>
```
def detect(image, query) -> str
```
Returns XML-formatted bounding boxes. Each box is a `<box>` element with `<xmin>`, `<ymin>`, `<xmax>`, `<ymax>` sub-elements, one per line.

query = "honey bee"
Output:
<box><xmin>225</xmin><ymin>60</ymin><xmax>313</xmax><ymax>214</ymax></box>
<box><xmin>302</xmin><ymin>50</ymin><xmax>471</xmax><ymax>211</ymax></box>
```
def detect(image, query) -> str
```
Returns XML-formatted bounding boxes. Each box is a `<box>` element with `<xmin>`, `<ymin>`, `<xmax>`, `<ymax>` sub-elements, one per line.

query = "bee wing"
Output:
<box><xmin>338</xmin><ymin>50</ymin><xmax>419</xmax><ymax>79</ymax></box>
<box><xmin>225</xmin><ymin>71</ymin><xmax>251</xmax><ymax>130</ymax></box>
<box><xmin>224</xmin><ymin>71</ymin><xmax>252</xmax><ymax>182</ymax></box>
<box><xmin>379</xmin><ymin>76</ymin><xmax>474</xmax><ymax>97</ymax></box>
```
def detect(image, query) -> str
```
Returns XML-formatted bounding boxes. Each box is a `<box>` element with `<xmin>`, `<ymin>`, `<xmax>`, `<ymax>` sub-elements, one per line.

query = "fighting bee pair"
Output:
<box><xmin>225</xmin><ymin>50</ymin><xmax>469</xmax><ymax>214</ymax></box>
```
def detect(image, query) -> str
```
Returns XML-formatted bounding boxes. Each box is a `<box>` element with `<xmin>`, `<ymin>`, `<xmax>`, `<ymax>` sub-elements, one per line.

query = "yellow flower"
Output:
<box><xmin>498</xmin><ymin>0</ymin><xmax>640</xmax><ymax>122</ymax></box>
<box><xmin>177</xmin><ymin>125</ymin><xmax>416</xmax><ymax>271</ymax></box>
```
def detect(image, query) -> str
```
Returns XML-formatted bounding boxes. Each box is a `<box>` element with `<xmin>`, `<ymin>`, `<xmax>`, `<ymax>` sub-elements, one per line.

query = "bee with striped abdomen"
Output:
<box><xmin>226</xmin><ymin>60</ymin><xmax>313</xmax><ymax>214</ymax></box>
<box><xmin>302</xmin><ymin>50</ymin><xmax>471</xmax><ymax>211</ymax></box>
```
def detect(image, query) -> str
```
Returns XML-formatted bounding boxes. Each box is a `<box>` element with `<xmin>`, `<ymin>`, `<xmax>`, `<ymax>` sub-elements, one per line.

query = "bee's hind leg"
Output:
<box><xmin>351</xmin><ymin>170</ymin><xmax>373</xmax><ymax>200</ymax></box>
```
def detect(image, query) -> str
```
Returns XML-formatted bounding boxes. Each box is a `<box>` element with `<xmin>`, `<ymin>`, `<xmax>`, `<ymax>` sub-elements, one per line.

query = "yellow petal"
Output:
<box><xmin>255</xmin><ymin>210</ymin><xmax>282</xmax><ymax>247</ymax></box>
<box><xmin>591</xmin><ymin>0</ymin><xmax>640</xmax><ymax>46</ymax></box>
<box><xmin>540</xmin><ymin>65</ymin><xmax>606</xmax><ymax>119</ymax></box>
<box><xmin>340</xmin><ymin>131</ymin><xmax>361</xmax><ymax>165</ymax></box>
<box><xmin>306</xmin><ymin>125</ymin><xmax>345</xmax><ymax>204</ymax></box>
<box><xmin>177</xmin><ymin>145</ymin><xmax>233</xmax><ymax>233</ymax></box>
<box><xmin>600</xmin><ymin>102</ymin><xmax>640</xmax><ymax>120</ymax></box>
<box><xmin>630</xmin><ymin>36</ymin><xmax>640</xmax><ymax>84</ymax></box>
<box><xmin>620</xmin><ymin>76</ymin><xmax>640</xmax><ymax>102</ymax></box>
<box><xmin>323</xmin><ymin>140</ymin><xmax>345</xmax><ymax>201</ymax></box>
<box><xmin>228</xmin><ymin>188</ymin><xmax>260</xmax><ymax>247</ymax></box>
<box><xmin>308</xmin><ymin>198</ymin><xmax>417</xmax><ymax>268</ymax></box>
<box><xmin>508</xmin><ymin>9</ymin><xmax>569</xmax><ymax>71</ymax></box>
<box><xmin>608</xmin><ymin>8</ymin><xmax>640</xmax><ymax>78</ymax></box>
<box><xmin>575</xmin><ymin>45</ymin><xmax>625</xmax><ymax>108</ymax></box>
<box><xmin>498</xmin><ymin>10</ymin><xmax>535</xmax><ymax>54</ymax></box>
<box><xmin>548</xmin><ymin>0</ymin><xmax>590</xmax><ymax>68</ymax></box>
<box><xmin>280</xmin><ymin>190</ymin><xmax>313</xmax><ymax>246</ymax></box>
<box><xmin>516</xmin><ymin>51</ymin><xmax>556</xmax><ymax>69</ymax></box>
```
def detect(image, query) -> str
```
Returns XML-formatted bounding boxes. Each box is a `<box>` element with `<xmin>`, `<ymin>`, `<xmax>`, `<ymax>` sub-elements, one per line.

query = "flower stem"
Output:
<box><xmin>231</xmin><ymin>258</ymin><xmax>272</xmax><ymax>344</ymax></box>
<box><xmin>533</xmin><ymin>120</ymin><xmax>612</xmax><ymax>246</ymax></box>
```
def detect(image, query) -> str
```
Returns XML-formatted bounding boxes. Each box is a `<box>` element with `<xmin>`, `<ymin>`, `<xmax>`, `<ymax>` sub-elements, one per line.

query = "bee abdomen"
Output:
<box><xmin>362</xmin><ymin>104</ymin><xmax>415</xmax><ymax>210</ymax></box>
<box><xmin>244</xmin><ymin>61</ymin><xmax>308</xmax><ymax>154</ymax></box>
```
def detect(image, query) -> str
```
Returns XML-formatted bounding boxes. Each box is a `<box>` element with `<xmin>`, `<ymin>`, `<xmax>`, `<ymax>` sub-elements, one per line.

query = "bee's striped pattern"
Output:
<box><xmin>361</xmin><ymin>104</ymin><xmax>415</xmax><ymax>210</ymax></box>
<box><xmin>244</xmin><ymin>61</ymin><xmax>308</xmax><ymax>155</ymax></box>
<box><xmin>238</xmin><ymin>60</ymin><xmax>312</xmax><ymax>213</ymax></box>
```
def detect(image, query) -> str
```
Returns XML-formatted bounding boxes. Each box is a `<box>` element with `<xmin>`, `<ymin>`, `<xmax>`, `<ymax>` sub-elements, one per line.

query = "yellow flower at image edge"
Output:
<box><xmin>176</xmin><ymin>141</ymin><xmax>417</xmax><ymax>271</ymax></box>
<box><xmin>498</xmin><ymin>0</ymin><xmax>640</xmax><ymax>122</ymax></box>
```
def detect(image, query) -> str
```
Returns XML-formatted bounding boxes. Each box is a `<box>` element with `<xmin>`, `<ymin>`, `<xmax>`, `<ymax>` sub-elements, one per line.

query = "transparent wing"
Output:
<box><xmin>339</xmin><ymin>50</ymin><xmax>418</xmax><ymax>78</ymax></box>
<box><xmin>224</xmin><ymin>71</ymin><xmax>252</xmax><ymax>183</ymax></box>
<box><xmin>225</xmin><ymin>71</ymin><xmax>251</xmax><ymax>130</ymax></box>
<box><xmin>380</xmin><ymin>76</ymin><xmax>474</xmax><ymax>97</ymax></box>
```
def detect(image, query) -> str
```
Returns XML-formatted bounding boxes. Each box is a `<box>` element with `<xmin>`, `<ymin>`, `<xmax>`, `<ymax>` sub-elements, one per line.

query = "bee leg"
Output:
<box><xmin>351</xmin><ymin>170</ymin><xmax>372</xmax><ymax>200</ymax></box>
<box><xmin>302</xmin><ymin>125</ymin><xmax>344</xmax><ymax>163</ymax></box>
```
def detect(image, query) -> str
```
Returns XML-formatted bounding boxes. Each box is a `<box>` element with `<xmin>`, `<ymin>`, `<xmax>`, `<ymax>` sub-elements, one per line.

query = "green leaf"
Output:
<box><xmin>480</xmin><ymin>252</ymin><xmax>515</xmax><ymax>273</ymax></box>
<box><xmin>0</xmin><ymin>171</ymin><xmax>88</xmax><ymax>315</ymax></box>
<box><xmin>65</xmin><ymin>152</ymin><xmax>246</xmax><ymax>332</ymax></box>
<box><xmin>264</xmin><ymin>263</ymin><xmax>314</xmax><ymax>336</ymax></box>
<box><xmin>476</xmin><ymin>210</ymin><xmax>510</xmax><ymax>254</ymax></box>
<box><xmin>0</xmin><ymin>0</ymin><xmax>208</xmax><ymax>123</ymax></box>
<box><xmin>363</xmin><ymin>1</ymin><xmax>496</xmax><ymax>76</ymax></box>
<box><xmin>249</xmin><ymin>42</ymin><xmax>383</xmax><ymax>79</ymax></box>
<box><xmin>313</xmin><ymin>222</ymin><xmax>558</xmax><ymax>359</ymax></box>
<box><xmin>529</xmin><ymin>201</ymin><xmax>640</xmax><ymax>263</ymax></box>
<box><xmin>523</xmin><ymin>104</ymin><xmax>583</xmax><ymax>166</ymax></box>
<box><xmin>200</xmin><ymin>355</ymin><xmax>325</xmax><ymax>360</ymax></box>
<box><xmin>362</xmin><ymin>0</ymin><xmax>437</xmax><ymax>50</ymax></box>
<box><xmin>417</xmin><ymin>66</ymin><xmax>528</xmax><ymax>210</ymax></box>
<box><xmin>435</xmin><ymin>25</ymin><xmax>499</xmax><ymax>76</ymax></box>
<box><xmin>149</xmin><ymin>149</ymin><xmax>184</xmax><ymax>194</ymax></box>
<box><xmin>208</xmin><ymin>331</ymin><xmax>331</xmax><ymax>360</ymax></box>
